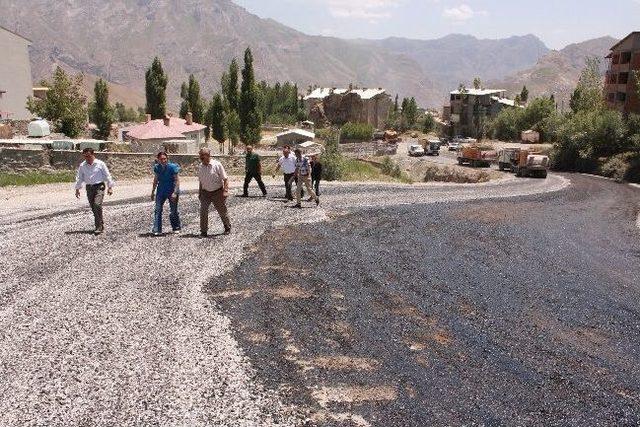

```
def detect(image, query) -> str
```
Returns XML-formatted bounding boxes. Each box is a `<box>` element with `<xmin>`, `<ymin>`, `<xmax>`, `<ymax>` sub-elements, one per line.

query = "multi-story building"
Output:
<box><xmin>605</xmin><ymin>32</ymin><xmax>640</xmax><ymax>115</ymax></box>
<box><xmin>444</xmin><ymin>88</ymin><xmax>520</xmax><ymax>138</ymax></box>
<box><xmin>0</xmin><ymin>26</ymin><xmax>33</xmax><ymax>120</ymax></box>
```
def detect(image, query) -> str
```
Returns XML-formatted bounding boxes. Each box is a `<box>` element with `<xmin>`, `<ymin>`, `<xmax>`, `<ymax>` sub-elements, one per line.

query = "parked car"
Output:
<box><xmin>408</xmin><ymin>144</ymin><xmax>425</xmax><ymax>157</ymax></box>
<box><xmin>448</xmin><ymin>141</ymin><xmax>460</xmax><ymax>151</ymax></box>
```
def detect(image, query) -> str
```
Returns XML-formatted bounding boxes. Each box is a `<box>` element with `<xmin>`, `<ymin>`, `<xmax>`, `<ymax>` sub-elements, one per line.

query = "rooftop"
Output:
<box><xmin>275</xmin><ymin>128</ymin><xmax>315</xmax><ymax>139</ymax></box>
<box><xmin>304</xmin><ymin>87</ymin><xmax>387</xmax><ymax>101</ymax></box>
<box><xmin>609</xmin><ymin>31</ymin><xmax>640</xmax><ymax>51</ymax></box>
<box><xmin>451</xmin><ymin>89</ymin><xmax>506</xmax><ymax>96</ymax></box>
<box><xmin>490</xmin><ymin>96</ymin><xmax>523</xmax><ymax>108</ymax></box>
<box><xmin>123</xmin><ymin>117</ymin><xmax>206</xmax><ymax>141</ymax></box>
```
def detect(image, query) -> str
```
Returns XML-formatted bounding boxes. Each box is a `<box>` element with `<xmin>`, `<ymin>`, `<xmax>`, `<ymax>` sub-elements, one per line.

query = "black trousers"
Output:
<box><xmin>86</xmin><ymin>183</ymin><xmax>105</xmax><ymax>230</ymax></box>
<box><xmin>311</xmin><ymin>177</ymin><xmax>321</xmax><ymax>196</ymax></box>
<box><xmin>283</xmin><ymin>173</ymin><xmax>294</xmax><ymax>200</ymax></box>
<box><xmin>243</xmin><ymin>172</ymin><xmax>267</xmax><ymax>195</ymax></box>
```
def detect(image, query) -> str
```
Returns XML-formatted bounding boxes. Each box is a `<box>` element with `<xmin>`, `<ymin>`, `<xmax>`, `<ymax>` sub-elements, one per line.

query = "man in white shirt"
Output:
<box><xmin>198</xmin><ymin>147</ymin><xmax>231</xmax><ymax>237</ymax></box>
<box><xmin>273</xmin><ymin>145</ymin><xmax>297</xmax><ymax>201</ymax></box>
<box><xmin>74</xmin><ymin>148</ymin><xmax>115</xmax><ymax>235</ymax></box>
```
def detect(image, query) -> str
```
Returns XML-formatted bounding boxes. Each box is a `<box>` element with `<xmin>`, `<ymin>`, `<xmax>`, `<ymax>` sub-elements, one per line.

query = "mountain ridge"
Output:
<box><xmin>0</xmin><ymin>0</ymin><xmax>610</xmax><ymax>111</ymax></box>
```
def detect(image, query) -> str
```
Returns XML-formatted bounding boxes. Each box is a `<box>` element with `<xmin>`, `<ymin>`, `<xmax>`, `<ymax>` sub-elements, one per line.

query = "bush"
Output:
<box><xmin>340</xmin><ymin>122</ymin><xmax>374</xmax><ymax>142</ymax></box>
<box><xmin>600</xmin><ymin>152</ymin><xmax>640</xmax><ymax>183</ymax></box>
<box><xmin>321</xmin><ymin>129</ymin><xmax>344</xmax><ymax>181</ymax></box>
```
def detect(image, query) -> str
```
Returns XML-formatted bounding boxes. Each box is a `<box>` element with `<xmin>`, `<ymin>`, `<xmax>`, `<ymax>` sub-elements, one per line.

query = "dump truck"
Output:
<box><xmin>457</xmin><ymin>146</ymin><xmax>493</xmax><ymax>167</ymax></box>
<box><xmin>384</xmin><ymin>130</ymin><xmax>401</xmax><ymax>144</ymax></box>
<box><xmin>497</xmin><ymin>148</ymin><xmax>549</xmax><ymax>178</ymax></box>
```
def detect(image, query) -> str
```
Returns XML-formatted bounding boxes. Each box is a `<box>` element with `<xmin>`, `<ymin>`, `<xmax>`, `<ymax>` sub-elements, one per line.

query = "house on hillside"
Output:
<box><xmin>0</xmin><ymin>26</ymin><xmax>33</xmax><ymax>120</ymax></box>
<box><xmin>304</xmin><ymin>87</ymin><xmax>393</xmax><ymax>129</ymax></box>
<box><xmin>122</xmin><ymin>113</ymin><xmax>206</xmax><ymax>153</ymax></box>
<box><xmin>605</xmin><ymin>31</ymin><xmax>640</xmax><ymax>115</ymax></box>
<box><xmin>443</xmin><ymin>88</ymin><xmax>523</xmax><ymax>138</ymax></box>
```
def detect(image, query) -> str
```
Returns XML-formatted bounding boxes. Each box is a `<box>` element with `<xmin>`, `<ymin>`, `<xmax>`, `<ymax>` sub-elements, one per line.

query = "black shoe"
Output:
<box><xmin>240</xmin><ymin>194</ymin><xmax>248</xmax><ymax>198</ymax></box>
<box><xmin>224</xmin><ymin>228</ymin><xmax>232</xmax><ymax>235</ymax></box>
<box><xmin>293</xmin><ymin>204</ymin><xmax>302</xmax><ymax>209</ymax></box>
<box><xmin>306</xmin><ymin>197</ymin><xmax>313</xmax><ymax>202</ymax></box>
<box><xmin>200</xmin><ymin>232</ymin><xmax>208</xmax><ymax>238</ymax></box>
<box><xmin>94</xmin><ymin>227</ymin><xmax>104</xmax><ymax>235</ymax></box>
<box><xmin>316</xmin><ymin>197</ymin><xmax>320</xmax><ymax>206</ymax></box>
<box><xmin>262</xmin><ymin>193</ymin><xmax>267</xmax><ymax>197</ymax></box>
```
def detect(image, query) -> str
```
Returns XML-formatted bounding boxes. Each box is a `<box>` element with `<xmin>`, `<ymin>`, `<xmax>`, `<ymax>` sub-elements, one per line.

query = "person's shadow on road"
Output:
<box><xmin>65</xmin><ymin>230</ymin><xmax>95</xmax><ymax>235</ymax></box>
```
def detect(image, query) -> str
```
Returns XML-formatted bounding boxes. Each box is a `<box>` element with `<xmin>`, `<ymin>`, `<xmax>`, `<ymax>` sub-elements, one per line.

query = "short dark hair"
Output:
<box><xmin>157</xmin><ymin>151</ymin><xmax>168</xmax><ymax>159</ymax></box>
<box><xmin>82</xmin><ymin>147</ymin><xmax>94</xmax><ymax>154</ymax></box>
<box><xmin>294</xmin><ymin>148</ymin><xmax>302</xmax><ymax>154</ymax></box>
<box><xmin>283</xmin><ymin>145</ymin><xmax>291</xmax><ymax>149</ymax></box>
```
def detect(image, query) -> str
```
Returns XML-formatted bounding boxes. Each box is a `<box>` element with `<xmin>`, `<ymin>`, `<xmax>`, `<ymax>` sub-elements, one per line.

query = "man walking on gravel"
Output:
<box><xmin>273</xmin><ymin>145</ymin><xmax>297</xmax><ymax>201</ymax></box>
<box><xmin>310</xmin><ymin>153</ymin><xmax>322</xmax><ymax>198</ymax></box>
<box><xmin>293</xmin><ymin>148</ymin><xmax>319</xmax><ymax>208</ymax></box>
<box><xmin>150</xmin><ymin>151</ymin><xmax>181</xmax><ymax>236</ymax></box>
<box><xmin>242</xmin><ymin>145</ymin><xmax>267</xmax><ymax>197</ymax></box>
<box><xmin>74</xmin><ymin>147</ymin><xmax>115</xmax><ymax>235</ymax></box>
<box><xmin>198</xmin><ymin>147</ymin><xmax>231</xmax><ymax>237</ymax></box>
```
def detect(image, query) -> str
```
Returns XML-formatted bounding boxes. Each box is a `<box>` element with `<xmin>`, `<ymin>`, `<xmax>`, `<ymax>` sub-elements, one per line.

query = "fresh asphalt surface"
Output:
<box><xmin>0</xmin><ymin>173</ymin><xmax>639</xmax><ymax>425</ymax></box>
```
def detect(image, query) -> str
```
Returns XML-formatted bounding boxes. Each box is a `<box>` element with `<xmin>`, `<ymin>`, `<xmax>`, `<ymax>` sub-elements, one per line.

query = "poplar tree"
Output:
<box><xmin>206</xmin><ymin>93</ymin><xmax>226</xmax><ymax>143</ymax></box>
<box><xmin>179</xmin><ymin>74</ymin><xmax>204</xmax><ymax>123</ymax></box>
<box><xmin>239</xmin><ymin>47</ymin><xmax>262</xmax><ymax>144</ymax></box>
<box><xmin>91</xmin><ymin>79</ymin><xmax>114</xmax><ymax>140</ymax></box>
<box><xmin>145</xmin><ymin>57</ymin><xmax>168</xmax><ymax>119</ymax></box>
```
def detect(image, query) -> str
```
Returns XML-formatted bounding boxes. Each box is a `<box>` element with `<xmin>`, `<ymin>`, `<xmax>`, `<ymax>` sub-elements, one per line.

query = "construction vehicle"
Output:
<box><xmin>497</xmin><ymin>148</ymin><xmax>549</xmax><ymax>178</ymax></box>
<box><xmin>457</xmin><ymin>146</ymin><xmax>493</xmax><ymax>167</ymax></box>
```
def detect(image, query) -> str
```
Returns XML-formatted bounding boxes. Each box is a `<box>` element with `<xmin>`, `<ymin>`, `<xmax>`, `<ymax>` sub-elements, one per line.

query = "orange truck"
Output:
<box><xmin>456</xmin><ymin>146</ymin><xmax>495</xmax><ymax>167</ymax></box>
<box><xmin>497</xmin><ymin>148</ymin><xmax>549</xmax><ymax>178</ymax></box>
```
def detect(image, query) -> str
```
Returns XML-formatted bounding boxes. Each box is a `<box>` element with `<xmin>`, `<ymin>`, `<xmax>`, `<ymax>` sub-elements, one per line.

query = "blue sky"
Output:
<box><xmin>233</xmin><ymin>0</ymin><xmax>638</xmax><ymax>49</ymax></box>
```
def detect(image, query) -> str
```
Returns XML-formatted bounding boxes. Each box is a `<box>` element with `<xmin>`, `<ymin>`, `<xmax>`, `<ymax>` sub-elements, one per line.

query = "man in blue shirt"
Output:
<box><xmin>150</xmin><ymin>151</ymin><xmax>182</xmax><ymax>235</ymax></box>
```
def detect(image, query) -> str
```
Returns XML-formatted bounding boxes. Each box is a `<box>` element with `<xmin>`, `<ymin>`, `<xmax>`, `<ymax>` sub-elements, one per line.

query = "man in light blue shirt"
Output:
<box><xmin>150</xmin><ymin>151</ymin><xmax>181</xmax><ymax>235</ymax></box>
<box><xmin>74</xmin><ymin>148</ymin><xmax>115</xmax><ymax>235</ymax></box>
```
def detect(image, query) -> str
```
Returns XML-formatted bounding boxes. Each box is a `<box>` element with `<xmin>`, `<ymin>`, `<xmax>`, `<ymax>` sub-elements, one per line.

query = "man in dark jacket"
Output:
<box><xmin>242</xmin><ymin>145</ymin><xmax>267</xmax><ymax>197</ymax></box>
<box><xmin>310</xmin><ymin>154</ymin><xmax>322</xmax><ymax>197</ymax></box>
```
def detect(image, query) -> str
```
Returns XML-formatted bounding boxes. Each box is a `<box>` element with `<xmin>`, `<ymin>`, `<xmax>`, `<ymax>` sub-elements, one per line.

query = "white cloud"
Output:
<box><xmin>323</xmin><ymin>0</ymin><xmax>402</xmax><ymax>21</ymax></box>
<box><xmin>443</xmin><ymin>4</ymin><xmax>487</xmax><ymax>22</ymax></box>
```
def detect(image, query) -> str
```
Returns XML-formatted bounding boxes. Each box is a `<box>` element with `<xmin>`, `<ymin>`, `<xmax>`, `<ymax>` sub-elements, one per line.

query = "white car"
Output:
<box><xmin>408</xmin><ymin>144</ymin><xmax>425</xmax><ymax>157</ymax></box>
<box><xmin>448</xmin><ymin>141</ymin><xmax>460</xmax><ymax>151</ymax></box>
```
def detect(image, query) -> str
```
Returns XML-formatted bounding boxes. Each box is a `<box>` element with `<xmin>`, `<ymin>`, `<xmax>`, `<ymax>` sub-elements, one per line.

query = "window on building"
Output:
<box><xmin>619</xmin><ymin>72</ymin><xmax>630</xmax><ymax>84</ymax></box>
<box><xmin>621</xmin><ymin>51</ymin><xmax>632</xmax><ymax>64</ymax></box>
<box><xmin>612</xmin><ymin>53</ymin><xmax>620</xmax><ymax>65</ymax></box>
<box><xmin>609</xmin><ymin>73</ymin><xmax>618</xmax><ymax>84</ymax></box>
<box><xmin>617</xmin><ymin>92</ymin><xmax>627</xmax><ymax>102</ymax></box>
<box><xmin>608</xmin><ymin>93</ymin><xmax>615</xmax><ymax>102</ymax></box>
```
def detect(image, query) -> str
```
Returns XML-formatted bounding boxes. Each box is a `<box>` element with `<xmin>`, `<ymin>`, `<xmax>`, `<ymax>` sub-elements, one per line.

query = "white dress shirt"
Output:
<box><xmin>198</xmin><ymin>160</ymin><xmax>228</xmax><ymax>191</ymax></box>
<box><xmin>278</xmin><ymin>155</ymin><xmax>297</xmax><ymax>174</ymax></box>
<box><xmin>75</xmin><ymin>159</ymin><xmax>115</xmax><ymax>190</ymax></box>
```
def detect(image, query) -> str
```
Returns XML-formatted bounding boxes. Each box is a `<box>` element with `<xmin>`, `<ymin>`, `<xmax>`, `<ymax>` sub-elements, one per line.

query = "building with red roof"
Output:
<box><xmin>122</xmin><ymin>113</ymin><xmax>207</xmax><ymax>153</ymax></box>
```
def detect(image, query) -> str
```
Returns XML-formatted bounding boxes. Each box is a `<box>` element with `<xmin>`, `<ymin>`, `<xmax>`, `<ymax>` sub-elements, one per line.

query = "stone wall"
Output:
<box><xmin>1</xmin><ymin>148</ymin><xmax>279</xmax><ymax>178</ymax></box>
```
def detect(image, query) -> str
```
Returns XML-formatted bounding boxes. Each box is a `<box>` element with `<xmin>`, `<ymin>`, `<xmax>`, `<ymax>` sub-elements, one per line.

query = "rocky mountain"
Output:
<box><xmin>491</xmin><ymin>36</ymin><xmax>617</xmax><ymax>108</ymax></box>
<box><xmin>0</xmin><ymin>0</ymin><xmax>558</xmax><ymax>109</ymax></box>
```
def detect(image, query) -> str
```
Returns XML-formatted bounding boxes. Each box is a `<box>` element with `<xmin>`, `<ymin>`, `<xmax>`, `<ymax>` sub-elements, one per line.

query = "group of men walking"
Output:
<box><xmin>74</xmin><ymin>145</ymin><xmax>323</xmax><ymax>236</ymax></box>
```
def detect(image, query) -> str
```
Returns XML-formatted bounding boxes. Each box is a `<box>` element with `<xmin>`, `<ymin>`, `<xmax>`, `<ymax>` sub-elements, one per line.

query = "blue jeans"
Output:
<box><xmin>153</xmin><ymin>193</ymin><xmax>181</xmax><ymax>233</ymax></box>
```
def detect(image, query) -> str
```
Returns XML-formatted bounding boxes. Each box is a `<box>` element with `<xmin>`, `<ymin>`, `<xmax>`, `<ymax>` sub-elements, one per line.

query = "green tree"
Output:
<box><xmin>394</xmin><ymin>94</ymin><xmax>399</xmax><ymax>112</ymax></box>
<box><xmin>520</xmin><ymin>85</ymin><xmax>529</xmax><ymax>103</ymax></box>
<box><xmin>570</xmin><ymin>57</ymin><xmax>603</xmax><ymax>113</ymax></box>
<box><xmin>206</xmin><ymin>93</ymin><xmax>226</xmax><ymax>143</ymax></box>
<box><xmin>26</xmin><ymin>67</ymin><xmax>87</xmax><ymax>138</ymax></box>
<box><xmin>221</xmin><ymin>58</ymin><xmax>240</xmax><ymax>113</ymax></box>
<box><xmin>473</xmin><ymin>77</ymin><xmax>482</xmax><ymax>90</ymax></box>
<box><xmin>145</xmin><ymin>57</ymin><xmax>168</xmax><ymax>119</ymax></box>
<box><xmin>90</xmin><ymin>79</ymin><xmax>114</xmax><ymax>140</ymax></box>
<box><xmin>423</xmin><ymin>113</ymin><xmax>436</xmax><ymax>134</ymax></box>
<box><xmin>239</xmin><ymin>48</ymin><xmax>262</xmax><ymax>144</ymax></box>
<box><xmin>179</xmin><ymin>74</ymin><xmax>204</xmax><ymax>123</ymax></box>
<box><xmin>114</xmin><ymin>102</ymin><xmax>139</xmax><ymax>122</ymax></box>
<box><xmin>401</xmin><ymin>97</ymin><xmax>418</xmax><ymax>128</ymax></box>
<box><xmin>226</xmin><ymin>110</ymin><xmax>241</xmax><ymax>154</ymax></box>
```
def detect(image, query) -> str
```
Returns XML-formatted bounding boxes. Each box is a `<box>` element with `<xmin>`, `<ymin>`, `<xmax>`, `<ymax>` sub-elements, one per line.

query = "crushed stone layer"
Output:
<box><xmin>0</xmin><ymin>175</ymin><xmax>569</xmax><ymax>425</ymax></box>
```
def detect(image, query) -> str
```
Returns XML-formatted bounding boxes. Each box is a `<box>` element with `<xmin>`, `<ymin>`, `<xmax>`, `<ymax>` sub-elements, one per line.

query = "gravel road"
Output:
<box><xmin>207</xmin><ymin>175</ymin><xmax>640</xmax><ymax>426</ymax></box>
<box><xmin>2</xmin><ymin>173</ymin><xmax>629</xmax><ymax>426</ymax></box>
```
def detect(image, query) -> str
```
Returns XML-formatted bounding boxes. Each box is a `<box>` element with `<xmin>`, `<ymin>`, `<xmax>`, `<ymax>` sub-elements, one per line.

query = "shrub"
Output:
<box><xmin>321</xmin><ymin>129</ymin><xmax>344</xmax><ymax>181</ymax></box>
<box><xmin>600</xmin><ymin>152</ymin><xmax>640</xmax><ymax>183</ymax></box>
<box><xmin>340</xmin><ymin>122</ymin><xmax>374</xmax><ymax>142</ymax></box>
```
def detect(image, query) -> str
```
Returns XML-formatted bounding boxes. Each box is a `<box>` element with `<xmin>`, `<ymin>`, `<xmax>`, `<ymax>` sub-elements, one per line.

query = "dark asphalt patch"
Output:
<box><xmin>206</xmin><ymin>175</ymin><xmax>640</xmax><ymax>426</ymax></box>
